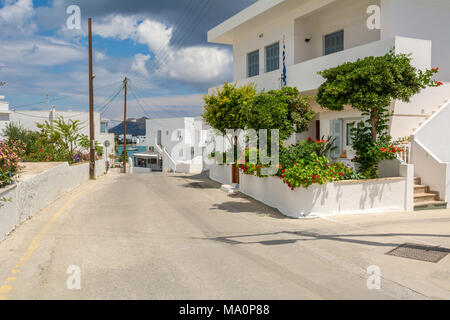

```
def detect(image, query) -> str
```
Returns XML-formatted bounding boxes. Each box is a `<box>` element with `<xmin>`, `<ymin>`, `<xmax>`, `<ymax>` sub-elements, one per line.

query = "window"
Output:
<box><xmin>100</xmin><ymin>122</ymin><xmax>108</xmax><ymax>133</ymax></box>
<box><xmin>247</xmin><ymin>50</ymin><xmax>259</xmax><ymax>77</ymax></box>
<box><xmin>324</xmin><ymin>30</ymin><xmax>344</xmax><ymax>55</ymax></box>
<box><xmin>346</xmin><ymin>122</ymin><xmax>355</xmax><ymax>146</ymax></box>
<box><xmin>265</xmin><ymin>42</ymin><xmax>279</xmax><ymax>73</ymax></box>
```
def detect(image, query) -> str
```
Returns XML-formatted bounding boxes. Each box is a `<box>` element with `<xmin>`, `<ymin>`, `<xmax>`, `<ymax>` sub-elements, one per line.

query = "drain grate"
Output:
<box><xmin>386</xmin><ymin>243</ymin><xmax>450</xmax><ymax>263</ymax></box>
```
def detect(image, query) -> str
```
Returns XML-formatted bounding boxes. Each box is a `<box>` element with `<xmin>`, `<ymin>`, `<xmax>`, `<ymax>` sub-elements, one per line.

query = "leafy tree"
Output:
<box><xmin>203</xmin><ymin>81</ymin><xmax>257</xmax><ymax>134</ymax></box>
<box><xmin>245</xmin><ymin>87</ymin><xmax>315</xmax><ymax>142</ymax></box>
<box><xmin>316</xmin><ymin>49</ymin><xmax>440</xmax><ymax>141</ymax></box>
<box><xmin>52</xmin><ymin>117</ymin><xmax>84</xmax><ymax>158</ymax></box>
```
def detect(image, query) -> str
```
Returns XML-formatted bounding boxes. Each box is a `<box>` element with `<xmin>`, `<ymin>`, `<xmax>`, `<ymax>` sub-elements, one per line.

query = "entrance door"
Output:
<box><xmin>232</xmin><ymin>164</ymin><xmax>240</xmax><ymax>184</ymax></box>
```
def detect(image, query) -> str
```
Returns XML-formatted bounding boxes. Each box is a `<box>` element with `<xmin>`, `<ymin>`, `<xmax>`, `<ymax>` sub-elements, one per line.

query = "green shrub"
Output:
<box><xmin>280</xmin><ymin>153</ymin><xmax>351</xmax><ymax>190</ymax></box>
<box><xmin>279</xmin><ymin>137</ymin><xmax>335</xmax><ymax>172</ymax></box>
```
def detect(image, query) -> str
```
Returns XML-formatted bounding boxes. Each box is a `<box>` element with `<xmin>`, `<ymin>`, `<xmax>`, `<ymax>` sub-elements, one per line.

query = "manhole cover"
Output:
<box><xmin>386</xmin><ymin>243</ymin><xmax>450</xmax><ymax>263</ymax></box>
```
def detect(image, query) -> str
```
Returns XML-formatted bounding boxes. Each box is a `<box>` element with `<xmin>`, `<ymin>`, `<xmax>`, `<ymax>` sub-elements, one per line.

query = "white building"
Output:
<box><xmin>0</xmin><ymin>97</ymin><xmax>115</xmax><ymax>159</ymax></box>
<box><xmin>208</xmin><ymin>0</ymin><xmax>450</xmax><ymax>209</ymax></box>
<box><xmin>138</xmin><ymin>117</ymin><xmax>210</xmax><ymax>174</ymax></box>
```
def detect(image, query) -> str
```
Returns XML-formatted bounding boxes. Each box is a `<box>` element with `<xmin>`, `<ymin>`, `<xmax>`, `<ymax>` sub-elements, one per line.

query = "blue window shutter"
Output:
<box><xmin>324</xmin><ymin>30</ymin><xmax>344</xmax><ymax>55</ymax></box>
<box><xmin>265</xmin><ymin>42</ymin><xmax>279</xmax><ymax>73</ymax></box>
<box><xmin>247</xmin><ymin>50</ymin><xmax>259</xmax><ymax>78</ymax></box>
<box><xmin>330</xmin><ymin>119</ymin><xmax>343</xmax><ymax>159</ymax></box>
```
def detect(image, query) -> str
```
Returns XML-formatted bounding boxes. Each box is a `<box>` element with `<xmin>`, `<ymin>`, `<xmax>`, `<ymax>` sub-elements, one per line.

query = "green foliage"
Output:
<box><xmin>203</xmin><ymin>81</ymin><xmax>257</xmax><ymax>134</ymax></box>
<box><xmin>278</xmin><ymin>136</ymin><xmax>335</xmax><ymax>171</ymax></box>
<box><xmin>317</xmin><ymin>49</ymin><xmax>440</xmax><ymax>140</ymax></box>
<box><xmin>350</xmin><ymin>118</ymin><xmax>400</xmax><ymax>178</ymax></box>
<box><xmin>267</xmin><ymin>87</ymin><xmax>315</xmax><ymax>133</ymax></box>
<box><xmin>244</xmin><ymin>87</ymin><xmax>315</xmax><ymax>142</ymax></box>
<box><xmin>279</xmin><ymin>153</ymin><xmax>352</xmax><ymax>190</ymax></box>
<box><xmin>203</xmin><ymin>83</ymin><xmax>315</xmax><ymax>149</ymax></box>
<box><xmin>2</xmin><ymin>122</ymin><xmax>40</xmax><ymax>155</ymax></box>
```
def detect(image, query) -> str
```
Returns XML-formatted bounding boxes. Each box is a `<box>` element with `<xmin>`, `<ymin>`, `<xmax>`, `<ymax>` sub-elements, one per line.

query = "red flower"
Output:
<box><xmin>40</xmin><ymin>149</ymin><xmax>44</xmax><ymax>152</ymax></box>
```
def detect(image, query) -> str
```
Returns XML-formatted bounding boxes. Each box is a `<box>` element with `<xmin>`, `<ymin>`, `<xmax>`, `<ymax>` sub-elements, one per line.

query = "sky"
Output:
<box><xmin>0</xmin><ymin>0</ymin><xmax>257</xmax><ymax>122</ymax></box>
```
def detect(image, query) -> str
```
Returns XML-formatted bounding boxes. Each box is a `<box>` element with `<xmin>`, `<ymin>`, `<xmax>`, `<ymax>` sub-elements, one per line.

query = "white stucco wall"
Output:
<box><xmin>239</xmin><ymin>173</ymin><xmax>409</xmax><ymax>218</ymax></box>
<box><xmin>381</xmin><ymin>0</ymin><xmax>450</xmax><ymax>82</ymax></box>
<box><xmin>294</xmin><ymin>0</ymin><xmax>380</xmax><ymax>64</ymax></box>
<box><xmin>0</xmin><ymin>160</ymin><xmax>106</xmax><ymax>242</ymax></box>
<box><xmin>209</xmin><ymin>164</ymin><xmax>233</xmax><ymax>186</ymax></box>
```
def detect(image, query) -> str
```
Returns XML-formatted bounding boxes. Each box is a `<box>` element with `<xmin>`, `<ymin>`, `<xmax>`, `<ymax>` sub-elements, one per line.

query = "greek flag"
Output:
<box><xmin>282</xmin><ymin>36</ymin><xmax>287</xmax><ymax>87</ymax></box>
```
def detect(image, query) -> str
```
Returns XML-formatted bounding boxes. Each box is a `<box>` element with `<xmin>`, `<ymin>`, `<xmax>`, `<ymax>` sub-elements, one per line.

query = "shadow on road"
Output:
<box><xmin>199</xmin><ymin>230</ymin><xmax>450</xmax><ymax>249</ymax></box>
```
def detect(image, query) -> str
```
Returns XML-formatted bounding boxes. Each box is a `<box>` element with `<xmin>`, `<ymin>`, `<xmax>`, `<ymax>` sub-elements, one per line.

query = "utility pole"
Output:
<box><xmin>46</xmin><ymin>92</ymin><xmax>49</xmax><ymax>111</ymax></box>
<box><xmin>123</xmin><ymin>77</ymin><xmax>128</xmax><ymax>173</ymax></box>
<box><xmin>88</xmin><ymin>18</ymin><xmax>96</xmax><ymax>180</ymax></box>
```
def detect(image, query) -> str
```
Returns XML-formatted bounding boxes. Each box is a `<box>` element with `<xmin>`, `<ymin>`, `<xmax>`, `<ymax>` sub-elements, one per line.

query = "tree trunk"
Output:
<box><xmin>371</xmin><ymin>108</ymin><xmax>378</xmax><ymax>142</ymax></box>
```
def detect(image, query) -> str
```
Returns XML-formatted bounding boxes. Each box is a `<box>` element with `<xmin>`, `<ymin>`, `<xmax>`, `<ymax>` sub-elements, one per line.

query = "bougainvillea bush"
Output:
<box><xmin>0</xmin><ymin>140</ymin><xmax>26</xmax><ymax>186</ymax></box>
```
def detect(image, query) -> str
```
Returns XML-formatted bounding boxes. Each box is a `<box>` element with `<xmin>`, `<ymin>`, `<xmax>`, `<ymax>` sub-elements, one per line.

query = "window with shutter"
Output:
<box><xmin>247</xmin><ymin>50</ymin><xmax>259</xmax><ymax>78</ymax></box>
<box><xmin>324</xmin><ymin>30</ymin><xmax>344</xmax><ymax>55</ymax></box>
<box><xmin>265</xmin><ymin>42</ymin><xmax>279</xmax><ymax>73</ymax></box>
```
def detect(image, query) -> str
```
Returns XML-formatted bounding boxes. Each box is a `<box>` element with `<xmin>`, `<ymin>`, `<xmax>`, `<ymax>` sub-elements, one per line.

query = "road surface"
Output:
<box><xmin>0</xmin><ymin>172</ymin><xmax>449</xmax><ymax>299</ymax></box>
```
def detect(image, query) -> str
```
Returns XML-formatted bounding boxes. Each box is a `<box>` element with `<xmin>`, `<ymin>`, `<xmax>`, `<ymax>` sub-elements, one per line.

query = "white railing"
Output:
<box><xmin>397</xmin><ymin>143</ymin><xmax>411</xmax><ymax>164</ymax></box>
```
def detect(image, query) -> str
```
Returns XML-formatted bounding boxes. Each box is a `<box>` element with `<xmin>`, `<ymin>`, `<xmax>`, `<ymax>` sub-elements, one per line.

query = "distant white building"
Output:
<box><xmin>0</xmin><ymin>96</ymin><xmax>115</xmax><ymax>159</ymax></box>
<box><xmin>137</xmin><ymin>117</ymin><xmax>210</xmax><ymax>173</ymax></box>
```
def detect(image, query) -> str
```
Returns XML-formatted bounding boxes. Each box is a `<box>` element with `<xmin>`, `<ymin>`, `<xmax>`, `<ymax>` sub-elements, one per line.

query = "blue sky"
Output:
<box><xmin>0</xmin><ymin>0</ymin><xmax>257</xmax><ymax>121</ymax></box>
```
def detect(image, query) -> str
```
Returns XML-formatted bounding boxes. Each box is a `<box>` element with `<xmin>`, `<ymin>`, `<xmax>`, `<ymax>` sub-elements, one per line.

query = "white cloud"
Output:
<box><xmin>162</xmin><ymin>46</ymin><xmax>232</xmax><ymax>84</ymax></box>
<box><xmin>0</xmin><ymin>0</ymin><xmax>35</xmax><ymax>35</ymax></box>
<box><xmin>0</xmin><ymin>0</ymin><xmax>33</xmax><ymax>24</ymax></box>
<box><xmin>131</xmin><ymin>54</ymin><xmax>151</xmax><ymax>77</ymax></box>
<box><xmin>91</xmin><ymin>14</ymin><xmax>232</xmax><ymax>85</ymax></box>
<box><xmin>93</xmin><ymin>15</ymin><xmax>138</xmax><ymax>40</ymax></box>
<box><xmin>0</xmin><ymin>37</ymin><xmax>85</xmax><ymax>66</ymax></box>
<box><xmin>135</xmin><ymin>19</ymin><xmax>172</xmax><ymax>52</ymax></box>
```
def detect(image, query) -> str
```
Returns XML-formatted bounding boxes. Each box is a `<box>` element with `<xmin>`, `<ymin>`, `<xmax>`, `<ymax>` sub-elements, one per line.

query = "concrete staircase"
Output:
<box><xmin>413</xmin><ymin>177</ymin><xmax>447</xmax><ymax>211</ymax></box>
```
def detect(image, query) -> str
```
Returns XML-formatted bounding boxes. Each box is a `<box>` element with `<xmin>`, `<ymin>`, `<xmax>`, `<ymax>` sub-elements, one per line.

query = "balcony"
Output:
<box><xmin>228</xmin><ymin>36</ymin><xmax>431</xmax><ymax>94</ymax></box>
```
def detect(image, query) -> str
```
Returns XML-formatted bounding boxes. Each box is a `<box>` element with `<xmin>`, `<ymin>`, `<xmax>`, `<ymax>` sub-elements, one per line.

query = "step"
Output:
<box><xmin>414</xmin><ymin>185</ymin><xmax>429</xmax><ymax>194</ymax></box>
<box><xmin>414</xmin><ymin>192</ymin><xmax>439</xmax><ymax>203</ymax></box>
<box><xmin>414</xmin><ymin>201</ymin><xmax>448</xmax><ymax>211</ymax></box>
<box><xmin>414</xmin><ymin>177</ymin><xmax>421</xmax><ymax>185</ymax></box>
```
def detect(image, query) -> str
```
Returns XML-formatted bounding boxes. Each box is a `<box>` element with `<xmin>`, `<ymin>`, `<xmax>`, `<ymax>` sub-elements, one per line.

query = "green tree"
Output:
<box><xmin>203</xmin><ymin>81</ymin><xmax>257</xmax><ymax>134</ymax></box>
<box><xmin>316</xmin><ymin>49</ymin><xmax>440</xmax><ymax>141</ymax></box>
<box><xmin>246</xmin><ymin>87</ymin><xmax>315</xmax><ymax>142</ymax></box>
<box><xmin>52</xmin><ymin>117</ymin><xmax>84</xmax><ymax>158</ymax></box>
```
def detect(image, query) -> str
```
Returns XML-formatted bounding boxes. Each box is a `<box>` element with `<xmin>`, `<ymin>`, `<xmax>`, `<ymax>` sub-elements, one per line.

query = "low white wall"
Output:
<box><xmin>209</xmin><ymin>164</ymin><xmax>233</xmax><ymax>185</ymax></box>
<box><xmin>239</xmin><ymin>173</ymin><xmax>408</xmax><ymax>218</ymax></box>
<box><xmin>131</xmin><ymin>167</ymin><xmax>152</xmax><ymax>174</ymax></box>
<box><xmin>0</xmin><ymin>160</ymin><xmax>105</xmax><ymax>242</ymax></box>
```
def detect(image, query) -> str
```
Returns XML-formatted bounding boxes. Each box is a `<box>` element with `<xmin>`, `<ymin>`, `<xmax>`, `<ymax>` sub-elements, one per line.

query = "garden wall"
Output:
<box><xmin>239</xmin><ymin>172</ymin><xmax>409</xmax><ymax>218</ymax></box>
<box><xmin>0</xmin><ymin>160</ymin><xmax>106</xmax><ymax>242</ymax></box>
<box><xmin>209</xmin><ymin>164</ymin><xmax>233</xmax><ymax>185</ymax></box>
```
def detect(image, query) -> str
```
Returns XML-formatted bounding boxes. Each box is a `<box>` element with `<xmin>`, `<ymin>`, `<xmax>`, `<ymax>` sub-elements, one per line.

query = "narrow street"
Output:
<box><xmin>0</xmin><ymin>172</ymin><xmax>449</xmax><ymax>300</ymax></box>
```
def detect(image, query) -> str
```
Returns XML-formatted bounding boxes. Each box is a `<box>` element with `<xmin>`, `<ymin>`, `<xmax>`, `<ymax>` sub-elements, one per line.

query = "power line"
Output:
<box><xmin>9</xmin><ymin>80</ymin><xmax>123</xmax><ymax>110</ymax></box>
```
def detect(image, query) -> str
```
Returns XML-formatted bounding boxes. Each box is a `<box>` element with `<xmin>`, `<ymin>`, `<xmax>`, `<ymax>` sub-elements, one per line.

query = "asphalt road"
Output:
<box><xmin>0</xmin><ymin>172</ymin><xmax>449</xmax><ymax>300</ymax></box>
